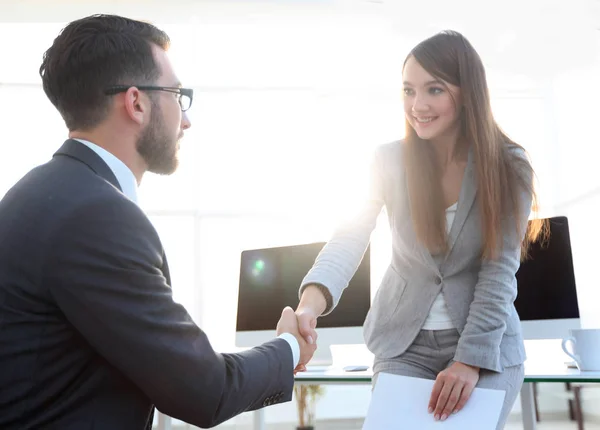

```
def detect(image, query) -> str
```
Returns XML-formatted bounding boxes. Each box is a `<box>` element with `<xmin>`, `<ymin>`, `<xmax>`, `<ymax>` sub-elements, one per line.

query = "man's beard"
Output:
<box><xmin>136</xmin><ymin>102</ymin><xmax>179</xmax><ymax>175</ymax></box>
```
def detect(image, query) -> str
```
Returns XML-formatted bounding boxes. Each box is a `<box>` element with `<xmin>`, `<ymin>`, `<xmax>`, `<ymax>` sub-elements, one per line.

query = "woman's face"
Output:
<box><xmin>402</xmin><ymin>56</ymin><xmax>462</xmax><ymax>143</ymax></box>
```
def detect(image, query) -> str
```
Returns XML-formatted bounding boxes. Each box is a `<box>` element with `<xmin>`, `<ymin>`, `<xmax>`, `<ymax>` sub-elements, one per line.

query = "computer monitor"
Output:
<box><xmin>236</xmin><ymin>241</ymin><xmax>371</xmax><ymax>365</ymax></box>
<box><xmin>515</xmin><ymin>216</ymin><xmax>581</xmax><ymax>339</ymax></box>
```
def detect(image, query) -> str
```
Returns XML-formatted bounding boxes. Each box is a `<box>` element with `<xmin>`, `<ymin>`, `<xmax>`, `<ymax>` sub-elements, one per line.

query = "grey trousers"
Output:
<box><xmin>372</xmin><ymin>329</ymin><xmax>524</xmax><ymax>430</ymax></box>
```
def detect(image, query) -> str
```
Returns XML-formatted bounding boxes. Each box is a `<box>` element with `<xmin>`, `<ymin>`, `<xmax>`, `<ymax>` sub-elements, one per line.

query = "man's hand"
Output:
<box><xmin>276</xmin><ymin>306</ymin><xmax>317</xmax><ymax>373</ymax></box>
<box><xmin>428</xmin><ymin>361</ymin><xmax>480</xmax><ymax>421</ymax></box>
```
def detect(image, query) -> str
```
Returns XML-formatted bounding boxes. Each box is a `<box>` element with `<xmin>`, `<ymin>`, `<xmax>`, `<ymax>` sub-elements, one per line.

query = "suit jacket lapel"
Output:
<box><xmin>53</xmin><ymin>139</ymin><xmax>122</xmax><ymax>192</ymax></box>
<box><xmin>446</xmin><ymin>146</ymin><xmax>477</xmax><ymax>255</ymax></box>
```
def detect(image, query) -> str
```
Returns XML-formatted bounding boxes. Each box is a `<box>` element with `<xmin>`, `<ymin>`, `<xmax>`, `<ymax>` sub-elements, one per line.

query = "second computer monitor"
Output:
<box><xmin>515</xmin><ymin>216</ymin><xmax>580</xmax><ymax>339</ymax></box>
<box><xmin>236</xmin><ymin>241</ymin><xmax>371</xmax><ymax>364</ymax></box>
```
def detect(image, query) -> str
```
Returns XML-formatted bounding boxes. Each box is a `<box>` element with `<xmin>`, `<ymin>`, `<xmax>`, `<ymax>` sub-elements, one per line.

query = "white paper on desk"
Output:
<box><xmin>362</xmin><ymin>373</ymin><xmax>506</xmax><ymax>429</ymax></box>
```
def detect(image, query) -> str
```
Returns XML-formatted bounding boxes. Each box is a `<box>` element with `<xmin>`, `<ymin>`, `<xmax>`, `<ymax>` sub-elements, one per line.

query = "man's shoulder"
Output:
<box><xmin>33</xmin><ymin>155</ymin><xmax>134</xmax><ymax>210</ymax></box>
<box><xmin>4</xmin><ymin>157</ymin><xmax>145</xmax><ymax>235</ymax></box>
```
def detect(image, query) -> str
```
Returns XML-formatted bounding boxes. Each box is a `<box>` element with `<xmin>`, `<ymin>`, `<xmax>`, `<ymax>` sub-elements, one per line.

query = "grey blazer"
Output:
<box><xmin>300</xmin><ymin>140</ymin><xmax>532</xmax><ymax>373</ymax></box>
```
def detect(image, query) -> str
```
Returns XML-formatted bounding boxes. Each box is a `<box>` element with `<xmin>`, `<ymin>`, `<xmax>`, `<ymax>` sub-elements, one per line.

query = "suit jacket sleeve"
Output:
<box><xmin>42</xmin><ymin>196</ymin><xmax>294</xmax><ymax>428</ymax></box>
<box><xmin>453</xmin><ymin>148</ymin><xmax>533</xmax><ymax>372</ymax></box>
<box><xmin>299</xmin><ymin>145</ymin><xmax>386</xmax><ymax>314</ymax></box>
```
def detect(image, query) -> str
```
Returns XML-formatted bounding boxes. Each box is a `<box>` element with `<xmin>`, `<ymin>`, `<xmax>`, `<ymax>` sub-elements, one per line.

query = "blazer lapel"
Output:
<box><xmin>446</xmin><ymin>146</ymin><xmax>477</xmax><ymax>255</ymax></box>
<box><xmin>53</xmin><ymin>139</ymin><xmax>122</xmax><ymax>192</ymax></box>
<box><xmin>398</xmin><ymin>169</ymin><xmax>440</xmax><ymax>273</ymax></box>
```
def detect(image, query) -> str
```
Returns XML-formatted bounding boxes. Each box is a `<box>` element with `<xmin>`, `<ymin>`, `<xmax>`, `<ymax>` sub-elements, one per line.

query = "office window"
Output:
<box><xmin>1</xmin><ymin>1</ymin><xmax>599</xmax><ymax>344</ymax></box>
<box><xmin>0</xmin><ymin>85</ymin><xmax>65</xmax><ymax>195</ymax></box>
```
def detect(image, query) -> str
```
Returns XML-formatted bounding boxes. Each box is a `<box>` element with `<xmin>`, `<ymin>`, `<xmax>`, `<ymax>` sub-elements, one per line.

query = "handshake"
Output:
<box><xmin>275</xmin><ymin>285</ymin><xmax>327</xmax><ymax>373</ymax></box>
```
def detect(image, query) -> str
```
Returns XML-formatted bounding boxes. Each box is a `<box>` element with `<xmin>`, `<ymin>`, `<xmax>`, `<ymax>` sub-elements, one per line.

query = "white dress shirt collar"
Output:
<box><xmin>73</xmin><ymin>138</ymin><xmax>138</xmax><ymax>204</ymax></box>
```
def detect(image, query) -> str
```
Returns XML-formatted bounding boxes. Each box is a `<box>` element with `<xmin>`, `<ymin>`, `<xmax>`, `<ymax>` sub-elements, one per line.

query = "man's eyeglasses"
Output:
<box><xmin>105</xmin><ymin>85</ymin><xmax>193</xmax><ymax>112</ymax></box>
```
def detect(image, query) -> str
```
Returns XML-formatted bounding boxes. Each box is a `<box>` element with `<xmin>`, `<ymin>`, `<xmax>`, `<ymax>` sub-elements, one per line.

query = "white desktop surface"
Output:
<box><xmin>295</xmin><ymin>366</ymin><xmax>372</xmax><ymax>383</ymax></box>
<box><xmin>523</xmin><ymin>338</ymin><xmax>600</xmax><ymax>381</ymax></box>
<box><xmin>294</xmin><ymin>361</ymin><xmax>600</xmax><ymax>383</ymax></box>
<box><xmin>157</xmin><ymin>339</ymin><xmax>600</xmax><ymax>430</ymax></box>
<box><xmin>285</xmin><ymin>339</ymin><xmax>600</xmax><ymax>430</ymax></box>
<box><xmin>296</xmin><ymin>339</ymin><xmax>600</xmax><ymax>382</ymax></box>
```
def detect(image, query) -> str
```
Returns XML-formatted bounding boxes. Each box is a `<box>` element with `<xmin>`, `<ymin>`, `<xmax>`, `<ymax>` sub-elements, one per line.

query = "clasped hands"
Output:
<box><xmin>276</xmin><ymin>286</ymin><xmax>480</xmax><ymax>420</ymax></box>
<box><xmin>275</xmin><ymin>306</ymin><xmax>318</xmax><ymax>375</ymax></box>
<box><xmin>275</xmin><ymin>285</ymin><xmax>324</xmax><ymax>374</ymax></box>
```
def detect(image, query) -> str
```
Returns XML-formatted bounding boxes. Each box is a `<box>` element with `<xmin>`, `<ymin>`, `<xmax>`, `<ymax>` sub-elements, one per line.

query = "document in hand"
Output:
<box><xmin>363</xmin><ymin>373</ymin><xmax>506</xmax><ymax>429</ymax></box>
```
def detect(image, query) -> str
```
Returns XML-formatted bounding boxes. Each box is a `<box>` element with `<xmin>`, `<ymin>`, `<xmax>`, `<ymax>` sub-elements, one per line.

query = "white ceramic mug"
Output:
<box><xmin>561</xmin><ymin>328</ymin><xmax>600</xmax><ymax>371</ymax></box>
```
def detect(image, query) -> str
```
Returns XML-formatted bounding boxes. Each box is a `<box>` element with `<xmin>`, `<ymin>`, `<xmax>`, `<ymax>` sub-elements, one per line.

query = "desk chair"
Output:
<box><xmin>533</xmin><ymin>382</ymin><xmax>584</xmax><ymax>430</ymax></box>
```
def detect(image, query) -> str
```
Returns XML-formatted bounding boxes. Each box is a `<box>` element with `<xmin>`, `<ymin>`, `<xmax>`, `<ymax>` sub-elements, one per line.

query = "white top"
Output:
<box><xmin>421</xmin><ymin>202</ymin><xmax>457</xmax><ymax>330</ymax></box>
<box><xmin>71</xmin><ymin>139</ymin><xmax>301</xmax><ymax>367</ymax></box>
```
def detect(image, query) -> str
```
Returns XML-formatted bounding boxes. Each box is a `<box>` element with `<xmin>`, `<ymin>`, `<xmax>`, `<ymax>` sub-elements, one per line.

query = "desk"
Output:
<box><xmin>253</xmin><ymin>340</ymin><xmax>600</xmax><ymax>430</ymax></box>
<box><xmin>290</xmin><ymin>366</ymin><xmax>600</xmax><ymax>430</ymax></box>
<box><xmin>158</xmin><ymin>340</ymin><xmax>600</xmax><ymax>430</ymax></box>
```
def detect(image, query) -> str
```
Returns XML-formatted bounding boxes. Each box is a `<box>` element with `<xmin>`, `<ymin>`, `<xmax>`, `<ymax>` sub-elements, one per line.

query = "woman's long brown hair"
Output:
<box><xmin>403</xmin><ymin>30</ymin><xmax>546</xmax><ymax>260</ymax></box>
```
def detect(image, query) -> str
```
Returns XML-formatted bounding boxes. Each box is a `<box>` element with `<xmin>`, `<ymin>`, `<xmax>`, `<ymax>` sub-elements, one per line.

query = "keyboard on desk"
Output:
<box><xmin>304</xmin><ymin>365</ymin><xmax>332</xmax><ymax>372</ymax></box>
<box><xmin>304</xmin><ymin>364</ymin><xmax>371</xmax><ymax>373</ymax></box>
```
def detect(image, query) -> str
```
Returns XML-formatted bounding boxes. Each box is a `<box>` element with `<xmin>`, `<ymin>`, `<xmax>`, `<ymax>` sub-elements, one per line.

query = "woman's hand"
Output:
<box><xmin>428</xmin><ymin>361</ymin><xmax>480</xmax><ymax>421</ymax></box>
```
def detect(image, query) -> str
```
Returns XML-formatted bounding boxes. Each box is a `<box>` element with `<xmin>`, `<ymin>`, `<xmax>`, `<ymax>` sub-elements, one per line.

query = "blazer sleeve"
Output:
<box><xmin>42</xmin><ymin>196</ymin><xmax>294</xmax><ymax>428</ymax></box>
<box><xmin>299</xmin><ymin>144</ymin><xmax>387</xmax><ymax>314</ymax></box>
<box><xmin>453</xmin><ymin>148</ymin><xmax>533</xmax><ymax>372</ymax></box>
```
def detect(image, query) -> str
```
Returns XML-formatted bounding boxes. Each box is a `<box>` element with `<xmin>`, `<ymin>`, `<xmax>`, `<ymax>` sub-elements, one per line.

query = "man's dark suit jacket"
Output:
<box><xmin>0</xmin><ymin>139</ymin><xmax>294</xmax><ymax>429</ymax></box>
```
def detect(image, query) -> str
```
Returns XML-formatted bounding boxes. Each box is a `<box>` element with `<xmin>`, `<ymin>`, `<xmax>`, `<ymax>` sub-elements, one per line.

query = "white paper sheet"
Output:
<box><xmin>362</xmin><ymin>373</ymin><xmax>506</xmax><ymax>429</ymax></box>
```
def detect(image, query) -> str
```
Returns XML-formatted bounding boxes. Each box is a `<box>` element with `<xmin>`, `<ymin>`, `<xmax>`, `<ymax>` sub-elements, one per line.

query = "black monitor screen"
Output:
<box><xmin>236</xmin><ymin>242</ymin><xmax>371</xmax><ymax>331</ymax></box>
<box><xmin>515</xmin><ymin>216</ymin><xmax>580</xmax><ymax>321</ymax></box>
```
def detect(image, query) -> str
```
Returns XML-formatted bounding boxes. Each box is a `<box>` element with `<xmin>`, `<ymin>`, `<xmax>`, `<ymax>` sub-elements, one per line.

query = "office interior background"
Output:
<box><xmin>1</xmin><ymin>0</ymin><xmax>600</xmax><ymax>428</ymax></box>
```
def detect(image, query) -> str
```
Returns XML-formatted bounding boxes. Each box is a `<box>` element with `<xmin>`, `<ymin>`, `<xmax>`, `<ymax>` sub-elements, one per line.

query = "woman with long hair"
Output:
<box><xmin>294</xmin><ymin>30</ymin><xmax>545</xmax><ymax>429</ymax></box>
